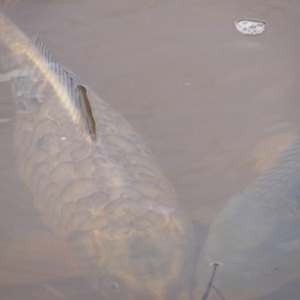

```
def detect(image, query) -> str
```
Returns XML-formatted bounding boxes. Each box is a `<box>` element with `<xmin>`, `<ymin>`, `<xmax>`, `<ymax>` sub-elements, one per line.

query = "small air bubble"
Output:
<box><xmin>235</xmin><ymin>19</ymin><xmax>266</xmax><ymax>35</ymax></box>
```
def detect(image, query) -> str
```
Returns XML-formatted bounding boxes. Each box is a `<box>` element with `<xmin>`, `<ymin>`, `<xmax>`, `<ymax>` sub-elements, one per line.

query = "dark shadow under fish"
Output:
<box><xmin>0</xmin><ymin>12</ymin><xmax>194</xmax><ymax>300</ymax></box>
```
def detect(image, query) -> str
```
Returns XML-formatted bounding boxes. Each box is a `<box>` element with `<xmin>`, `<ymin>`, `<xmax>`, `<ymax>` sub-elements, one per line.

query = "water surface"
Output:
<box><xmin>1</xmin><ymin>0</ymin><xmax>300</xmax><ymax>299</ymax></box>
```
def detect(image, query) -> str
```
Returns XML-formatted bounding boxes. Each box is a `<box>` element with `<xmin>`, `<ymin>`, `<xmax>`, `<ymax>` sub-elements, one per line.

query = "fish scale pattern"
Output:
<box><xmin>14</xmin><ymin>80</ymin><xmax>182</xmax><ymax>238</ymax></box>
<box><xmin>0</xmin><ymin>12</ymin><xmax>194</xmax><ymax>299</ymax></box>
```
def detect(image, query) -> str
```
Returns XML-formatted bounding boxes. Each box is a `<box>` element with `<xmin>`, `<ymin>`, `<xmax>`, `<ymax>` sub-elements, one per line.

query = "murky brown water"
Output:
<box><xmin>1</xmin><ymin>0</ymin><xmax>300</xmax><ymax>299</ymax></box>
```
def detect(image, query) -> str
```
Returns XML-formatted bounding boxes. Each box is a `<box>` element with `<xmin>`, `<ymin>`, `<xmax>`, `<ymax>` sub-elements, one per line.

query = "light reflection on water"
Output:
<box><xmin>1</xmin><ymin>0</ymin><xmax>300</xmax><ymax>299</ymax></box>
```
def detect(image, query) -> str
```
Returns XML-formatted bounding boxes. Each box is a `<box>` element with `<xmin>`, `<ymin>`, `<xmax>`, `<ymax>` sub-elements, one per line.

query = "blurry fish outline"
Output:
<box><xmin>194</xmin><ymin>137</ymin><xmax>300</xmax><ymax>298</ymax></box>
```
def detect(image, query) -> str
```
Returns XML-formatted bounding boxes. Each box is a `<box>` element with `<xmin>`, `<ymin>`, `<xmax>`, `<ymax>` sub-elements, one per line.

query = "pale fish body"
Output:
<box><xmin>0</xmin><ymin>13</ymin><xmax>194</xmax><ymax>300</ymax></box>
<box><xmin>194</xmin><ymin>138</ymin><xmax>300</xmax><ymax>300</ymax></box>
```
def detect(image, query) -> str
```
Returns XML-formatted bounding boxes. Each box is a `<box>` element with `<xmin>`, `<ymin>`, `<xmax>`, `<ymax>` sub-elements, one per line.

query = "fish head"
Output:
<box><xmin>67</xmin><ymin>206</ymin><xmax>194</xmax><ymax>300</ymax></box>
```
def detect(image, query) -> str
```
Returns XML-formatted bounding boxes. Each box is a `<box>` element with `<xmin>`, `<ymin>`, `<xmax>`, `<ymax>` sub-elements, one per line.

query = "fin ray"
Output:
<box><xmin>31</xmin><ymin>34</ymin><xmax>97</xmax><ymax>142</ymax></box>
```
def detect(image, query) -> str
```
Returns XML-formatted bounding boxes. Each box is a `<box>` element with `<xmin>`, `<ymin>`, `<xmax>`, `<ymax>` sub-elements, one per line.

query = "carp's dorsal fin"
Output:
<box><xmin>31</xmin><ymin>34</ymin><xmax>97</xmax><ymax>142</ymax></box>
<box><xmin>77</xmin><ymin>85</ymin><xmax>97</xmax><ymax>141</ymax></box>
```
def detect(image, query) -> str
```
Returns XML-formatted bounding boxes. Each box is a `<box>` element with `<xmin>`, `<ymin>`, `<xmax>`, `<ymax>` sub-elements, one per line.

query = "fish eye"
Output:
<box><xmin>110</xmin><ymin>282</ymin><xmax>118</xmax><ymax>292</ymax></box>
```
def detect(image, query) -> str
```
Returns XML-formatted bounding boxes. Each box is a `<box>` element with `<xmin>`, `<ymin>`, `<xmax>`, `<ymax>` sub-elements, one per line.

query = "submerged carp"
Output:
<box><xmin>194</xmin><ymin>138</ymin><xmax>300</xmax><ymax>299</ymax></box>
<box><xmin>0</xmin><ymin>13</ymin><xmax>194</xmax><ymax>300</ymax></box>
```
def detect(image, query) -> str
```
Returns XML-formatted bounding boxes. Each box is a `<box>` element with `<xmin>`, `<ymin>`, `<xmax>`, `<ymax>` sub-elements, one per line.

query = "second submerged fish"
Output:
<box><xmin>194</xmin><ymin>138</ymin><xmax>300</xmax><ymax>299</ymax></box>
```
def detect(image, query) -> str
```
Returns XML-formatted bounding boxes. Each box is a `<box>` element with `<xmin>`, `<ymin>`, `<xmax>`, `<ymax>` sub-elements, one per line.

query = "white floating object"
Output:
<box><xmin>235</xmin><ymin>19</ymin><xmax>266</xmax><ymax>35</ymax></box>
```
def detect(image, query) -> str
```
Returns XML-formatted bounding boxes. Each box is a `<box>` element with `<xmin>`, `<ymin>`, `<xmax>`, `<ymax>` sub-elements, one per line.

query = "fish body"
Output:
<box><xmin>0</xmin><ymin>13</ymin><xmax>194</xmax><ymax>300</ymax></box>
<box><xmin>194</xmin><ymin>138</ymin><xmax>300</xmax><ymax>300</ymax></box>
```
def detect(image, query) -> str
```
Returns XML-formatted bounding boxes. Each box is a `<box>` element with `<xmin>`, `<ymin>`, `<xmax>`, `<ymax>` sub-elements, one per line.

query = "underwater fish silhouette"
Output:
<box><xmin>194</xmin><ymin>137</ymin><xmax>300</xmax><ymax>300</ymax></box>
<box><xmin>0</xmin><ymin>12</ymin><xmax>194</xmax><ymax>300</ymax></box>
